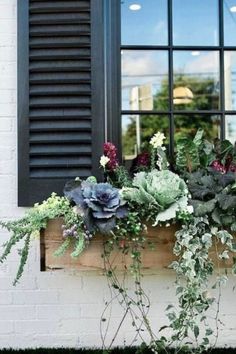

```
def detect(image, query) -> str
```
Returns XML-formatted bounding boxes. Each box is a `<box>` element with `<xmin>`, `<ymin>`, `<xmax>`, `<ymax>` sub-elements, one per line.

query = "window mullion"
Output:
<box><xmin>219</xmin><ymin>0</ymin><xmax>225</xmax><ymax>139</ymax></box>
<box><xmin>168</xmin><ymin>0</ymin><xmax>174</xmax><ymax>157</ymax></box>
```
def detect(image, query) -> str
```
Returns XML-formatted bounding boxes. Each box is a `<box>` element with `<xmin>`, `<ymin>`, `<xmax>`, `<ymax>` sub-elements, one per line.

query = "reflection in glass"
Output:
<box><xmin>173</xmin><ymin>51</ymin><xmax>220</xmax><ymax>111</ymax></box>
<box><xmin>226</xmin><ymin>116</ymin><xmax>236</xmax><ymax>143</ymax></box>
<box><xmin>224</xmin><ymin>0</ymin><xmax>236</xmax><ymax>46</ymax></box>
<box><xmin>122</xmin><ymin>114</ymin><xmax>169</xmax><ymax>160</ymax></box>
<box><xmin>122</xmin><ymin>51</ymin><xmax>169</xmax><ymax>111</ymax></box>
<box><xmin>173</xmin><ymin>0</ymin><xmax>218</xmax><ymax>46</ymax></box>
<box><xmin>121</xmin><ymin>0</ymin><xmax>168</xmax><ymax>45</ymax></box>
<box><xmin>225</xmin><ymin>51</ymin><xmax>236</xmax><ymax>110</ymax></box>
<box><xmin>174</xmin><ymin>115</ymin><xmax>220</xmax><ymax>143</ymax></box>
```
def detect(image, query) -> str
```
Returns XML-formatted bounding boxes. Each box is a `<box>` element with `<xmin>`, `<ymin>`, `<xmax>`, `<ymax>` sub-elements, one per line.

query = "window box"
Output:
<box><xmin>40</xmin><ymin>218</ymin><xmax>233</xmax><ymax>272</ymax></box>
<box><xmin>40</xmin><ymin>218</ymin><xmax>178</xmax><ymax>272</ymax></box>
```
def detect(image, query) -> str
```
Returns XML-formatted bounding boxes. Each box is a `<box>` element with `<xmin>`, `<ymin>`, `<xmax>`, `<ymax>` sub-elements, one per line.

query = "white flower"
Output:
<box><xmin>100</xmin><ymin>155</ymin><xmax>110</xmax><ymax>168</ymax></box>
<box><xmin>186</xmin><ymin>205</ymin><xmax>194</xmax><ymax>214</ymax></box>
<box><xmin>156</xmin><ymin>154</ymin><xmax>163</xmax><ymax>170</ymax></box>
<box><xmin>150</xmin><ymin>132</ymin><xmax>166</xmax><ymax>148</ymax></box>
<box><xmin>211</xmin><ymin>226</ymin><xmax>218</xmax><ymax>235</ymax></box>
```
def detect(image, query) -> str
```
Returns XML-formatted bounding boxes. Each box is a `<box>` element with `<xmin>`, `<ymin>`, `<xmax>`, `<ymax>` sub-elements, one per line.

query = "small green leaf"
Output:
<box><xmin>194</xmin><ymin>325</ymin><xmax>199</xmax><ymax>338</ymax></box>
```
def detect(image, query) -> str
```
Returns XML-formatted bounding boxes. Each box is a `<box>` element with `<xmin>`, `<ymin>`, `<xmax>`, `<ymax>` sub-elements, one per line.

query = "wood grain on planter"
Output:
<box><xmin>40</xmin><ymin>218</ymin><xmax>234</xmax><ymax>272</ymax></box>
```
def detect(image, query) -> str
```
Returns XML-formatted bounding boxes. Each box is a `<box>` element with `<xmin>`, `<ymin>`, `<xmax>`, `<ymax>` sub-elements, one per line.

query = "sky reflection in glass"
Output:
<box><xmin>121</xmin><ymin>0</ymin><xmax>168</xmax><ymax>45</ymax></box>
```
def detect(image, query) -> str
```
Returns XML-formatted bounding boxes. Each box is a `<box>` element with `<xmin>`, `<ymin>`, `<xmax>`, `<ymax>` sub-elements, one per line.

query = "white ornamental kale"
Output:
<box><xmin>122</xmin><ymin>169</ymin><xmax>189</xmax><ymax>225</ymax></box>
<box><xmin>64</xmin><ymin>179</ymin><xmax>127</xmax><ymax>234</ymax></box>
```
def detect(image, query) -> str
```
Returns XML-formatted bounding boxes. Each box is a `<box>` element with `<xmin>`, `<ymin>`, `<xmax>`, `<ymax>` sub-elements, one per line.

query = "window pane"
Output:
<box><xmin>173</xmin><ymin>0</ymin><xmax>219</xmax><ymax>46</ymax></box>
<box><xmin>122</xmin><ymin>114</ymin><xmax>169</xmax><ymax>160</ymax></box>
<box><xmin>226</xmin><ymin>115</ymin><xmax>236</xmax><ymax>143</ymax></box>
<box><xmin>225</xmin><ymin>51</ymin><xmax>236</xmax><ymax>110</ymax></box>
<box><xmin>122</xmin><ymin>51</ymin><xmax>169</xmax><ymax>111</ymax></box>
<box><xmin>224</xmin><ymin>0</ymin><xmax>236</xmax><ymax>46</ymax></box>
<box><xmin>121</xmin><ymin>0</ymin><xmax>168</xmax><ymax>45</ymax></box>
<box><xmin>173</xmin><ymin>51</ymin><xmax>220</xmax><ymax>111</ymax></box>
<box><xmin>174</xmin><ymin>115</ymin><xmax>220</xmax><ymax>143</ymax></box>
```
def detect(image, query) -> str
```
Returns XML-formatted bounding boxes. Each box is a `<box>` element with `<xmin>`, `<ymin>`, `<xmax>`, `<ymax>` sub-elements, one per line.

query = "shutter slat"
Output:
<box><xmin>30</xmin><ymin>1</ymin><xmax>89</xmax><ymax>11</ymax></box>
<box><xmin>30</xmin><ymin>169</ymin><xmax>91</xmax><ymax>179</ymax></box>
<box><xmin>30</xmin><ymin>156</ymin><xmax>91</xmax><ymax>167</ymax></box>
<box><xmin>30</xmin><ymin>144</ymin><xmax>92</xmax><ymax>155</ymax></box>
<box><xmin>29</xmin><ymin>13</ymin><xmax>90</xmax><ymax>25</ymax></box>
<box><xmin>30</xmin><ymin>36</ymin><xmax>90</xmax><ymax>48</ymax></box>
<box><xmin>28</xmin><ymin>0</ymin><xmax>93</xmax><ymax>181</ymax></box>
<box><xmin>30</xmin><ymin>48</ymin><xmax>90</xmax><ymax>60</ymax></box>
<box><xmin>30</xmin><ymin>119</ymin><xmax>91</xmax><ymax>130</ymax></box>
<box><xmin>30</xmin><ymin>24</ymin><xmax>90</xmax><ymax>36</ymax></box>
<box><xmin>30</xmin><ymin>72</ymin><xmax>91</xmax><ymax>84</ymax></box>
<box><xmin>30</xmin><ymin>108</ymin><xmax>91</xmax><ymax>119</ymax></box>
<box><xmin>30</xmin><ymin>84</ymin><xmax>91</xmax><ymax>96</ymax></box>
<box><xmin>30</xmin><ymin>61</ymin><xmax>90</xmax><ymax>72</ymax></box>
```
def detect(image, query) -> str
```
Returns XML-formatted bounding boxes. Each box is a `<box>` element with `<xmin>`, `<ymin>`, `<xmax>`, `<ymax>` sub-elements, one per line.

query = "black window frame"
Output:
<box><xmin>116</xmin><ymin>0</ymin><xmax>236</xmax><ymax>158</ymax></box>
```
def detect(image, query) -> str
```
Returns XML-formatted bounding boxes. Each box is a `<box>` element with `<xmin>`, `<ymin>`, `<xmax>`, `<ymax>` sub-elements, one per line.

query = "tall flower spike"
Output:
<box><xmin>103</xmin><ymin>142</ymin><xmax>119</xmax><ymax>171</ymax></box>
<box><xmin>150</xmin><ymin>132</ymin><xmax>166</xmax><ymax>148</ymax></box>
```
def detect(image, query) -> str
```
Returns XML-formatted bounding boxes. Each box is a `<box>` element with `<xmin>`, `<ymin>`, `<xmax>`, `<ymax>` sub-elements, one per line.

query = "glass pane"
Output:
<box><xmin>226</xmin><ymin>115</ymin><xmax>236</xmax><ymax>143</ymax></box>
<box><xmin>122</xmin><ymin>50</ymin><xmax>169</xmax><ymax>111</ymax></box>
<box><xmin>224</xmin><ymin>0</ymin><xmax>236</xmax><ymax>46</ymax></box>
<box><xmin>122</xmin><ymin>114</ymin><xmax>169</xmax><ymax>161</ymax></box>
<box><xmin>173</xmin><ymin>0</ymin><xmax>219</xmax><ymax>46</ymax></box>
<box><xmin>174</xmin><ymin>115</ymin><xmax>220</xmax><ymax>143</ymax></box>
<box><xmin>173</xmin><ymin>51</ymin><xmax>220</xmax><ymax>111</ymax></box>
<box><xmin>121</xmin><ymin>0</ymin><xmax>168</xmax><ymax>45</ymax></box>
<box><xmin>225</xmin><ymin>51</ymin><xmax>236</xmax><ymax>110</ymax></box>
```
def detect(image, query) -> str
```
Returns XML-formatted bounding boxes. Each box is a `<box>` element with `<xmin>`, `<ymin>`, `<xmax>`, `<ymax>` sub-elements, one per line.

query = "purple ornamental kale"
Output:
<box><xmin>64</xmin><ymin>180</ymin><xmax>127</xmax><ymax>234</ymax></box>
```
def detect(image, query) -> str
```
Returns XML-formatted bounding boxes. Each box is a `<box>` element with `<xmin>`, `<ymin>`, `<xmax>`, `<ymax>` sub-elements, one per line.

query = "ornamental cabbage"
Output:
<box><xmin>64</xmin><ymin>179</ymin><xmax>127</xmax><ymax>233</ymax></box>
<box><xmin>122</xmin><ymin>169</ymin><xmax>189</xmax><ymax>225</ymax></box>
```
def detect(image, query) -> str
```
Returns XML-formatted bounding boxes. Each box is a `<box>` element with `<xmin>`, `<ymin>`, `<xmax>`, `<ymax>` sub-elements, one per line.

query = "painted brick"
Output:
<box><xmin>0</xmin><ymin>305</ymin><xmax>36</xmax><ymax>320</ymax></box>
<box><xmin>15</xmin><ymin>320</ymin><xmax>58</xmax><ymax>335</ymax></box>
<box><xmin>0</xmin><ymin>0</ymin><xmax>235</xmax><ymax>349</ymax></box>
<box><xmin>36</xmin><ymin>304</ymin><xmax>81</xmax><ymax>320</ymax></box>
<box><xmin>0</xmin><ymin>291</ymin><xmax>12</xmax><ymax>304</ymax></box>
<box><xmin>12</xmin><ymin>290</ymin><xmax>59</xmax><ymax>305</ymax></box>
<box><xmin>0</xmin><ymin>117</ymin><xmax>13</xmax><ymax>131</ymax></box>
<box><xmin>0</xmin><ymin>321</ymin><xmax>14</xmax><ymax>334</ymax></box>
<box><xmin>0</xmin><ymin>5</ymin><xmax>16</xmax><ymax>19</ymax></box>
<box><xmin>0</xmin><ymin>20</ymin><xmax>16</xmax><ymax>34</ymax></box>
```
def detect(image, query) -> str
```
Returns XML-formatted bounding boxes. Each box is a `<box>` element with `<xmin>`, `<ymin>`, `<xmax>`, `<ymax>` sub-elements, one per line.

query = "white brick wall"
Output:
<box><xmin>0</xmin><ymin>0</ymin><xmax>236</xmax><ymax>349</ymax></box>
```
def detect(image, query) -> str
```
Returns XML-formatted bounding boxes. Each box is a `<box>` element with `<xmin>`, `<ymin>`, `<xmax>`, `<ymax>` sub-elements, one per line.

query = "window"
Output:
<box><xmin>120</xmin><ymin>0</ymin><xmax>236</xmax><ymax>162</ymax></box>
<box><xmin>18</xmin><ymin>0</ymin><xmax>236</xmax><ymax>206</ymax></box>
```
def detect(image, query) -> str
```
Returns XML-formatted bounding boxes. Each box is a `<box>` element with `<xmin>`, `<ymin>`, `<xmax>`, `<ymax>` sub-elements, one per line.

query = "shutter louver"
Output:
<box><xmin>29</xmin><ymin>0</ymin><xmax>91</xmax><ymax>179</ymax></box>
<box><xmin>18</xmin><ymin>0</ymin><xmax>104</xmax><ymax>206</ymax></box>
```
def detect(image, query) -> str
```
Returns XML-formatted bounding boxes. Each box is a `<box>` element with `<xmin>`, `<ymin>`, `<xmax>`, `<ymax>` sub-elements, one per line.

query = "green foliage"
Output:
<box><xmin>70</xmin><ymin>236</ymin><xmax>85</xmax><ymax>258</ymax></box>
<box><xmin>187</xmin><ymin>169</ymin><xmax>236</xmax><ymax>231</ymax></box>
<box><xmin>2</xmin><ymin>128</ymin><xmax>236</xmax><ymax>353</ymax></box>
<box><xmin>106</xmin><ymin>165</ymin><xmax>132</xmax><ymax>188</ymax></box>
<box><xmin>0</xmin><ymin>193</ymin><xmax>82</xmax><ymax>284</ymax></box>
<box><xmin>122</xmin><ymin>169</ymin><xmax>189</xmax><ymax>225</ymax></box>
<box><xmin>53</xmin><ymin>238</ymin><xmax>72</xmax><ymax>257</ymax></box>
<box><xmin>176</xmin><ymin>129</ymin><xmax>215</xmax><ymax>172</ymax></box>
<box><xmin>169</xmin><ymin>216</ymin><xmax>236</xmax><ymax>351</ymax></box>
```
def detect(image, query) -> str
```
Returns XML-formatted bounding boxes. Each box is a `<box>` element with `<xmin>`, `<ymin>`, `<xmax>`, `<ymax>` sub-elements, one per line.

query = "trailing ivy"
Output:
<box><xmin>168</xmin><ymin>217</ymin><xmax>236</xmax><ymax>352</ymax></box>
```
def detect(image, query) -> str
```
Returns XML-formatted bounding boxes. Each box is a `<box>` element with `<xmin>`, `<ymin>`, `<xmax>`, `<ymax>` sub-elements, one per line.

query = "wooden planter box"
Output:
<box><xmin>40</xmin><ymin>218</ymin><xmax>234</xmax><ymax>272</ymax></box>
<box><xmin>40</xmin><ymin>218</ymin><xmax>178</xmax><ymax>272</ymax></box>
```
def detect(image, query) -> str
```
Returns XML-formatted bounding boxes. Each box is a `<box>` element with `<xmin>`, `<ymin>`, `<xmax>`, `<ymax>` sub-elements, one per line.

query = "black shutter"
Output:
<box><xmin>18</xmin><ymin>0</ymin><xmax>105</xmax><ymax>206</ymax></box>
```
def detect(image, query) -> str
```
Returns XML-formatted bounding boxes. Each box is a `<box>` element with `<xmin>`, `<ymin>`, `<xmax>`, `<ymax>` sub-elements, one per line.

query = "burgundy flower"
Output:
<box><xmin>228</xmin><ymin>164</ymin><xmax>236</xmax><ymax>172</ymax></box>
<box><xmin>211</xmin><ymin>160</ymin><xmax>226</xmax><ymax>173</ymax></box>
<box><xmin>103</xmin><ymin>142</ymin><xmax>119</xmax><ymax>171</ymax></box>
<box><xmin>136</xmin><ymin>152</ymin><xmax>150</xmax><ymax>167</ymax></box>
